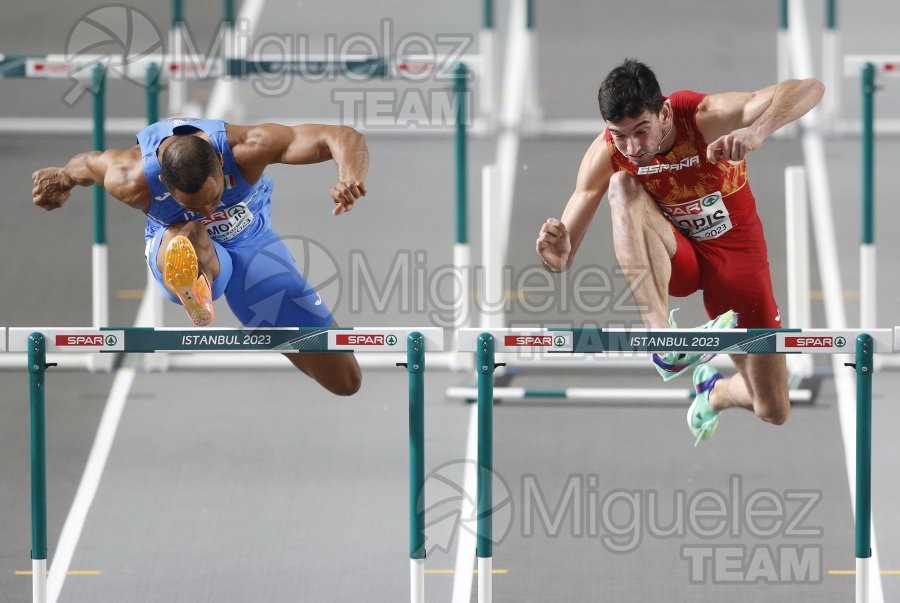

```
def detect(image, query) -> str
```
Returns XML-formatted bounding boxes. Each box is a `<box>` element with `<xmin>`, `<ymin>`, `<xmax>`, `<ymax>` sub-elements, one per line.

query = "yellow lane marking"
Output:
<box><xmin>16</xmin><ymin>570</ymin><xmax>101</xmax><ymax>576</ymax></box>
<box><xmin>811</xmin><ymin>289</ymin><xmax>859</xmax><ymax>300</ymax></box>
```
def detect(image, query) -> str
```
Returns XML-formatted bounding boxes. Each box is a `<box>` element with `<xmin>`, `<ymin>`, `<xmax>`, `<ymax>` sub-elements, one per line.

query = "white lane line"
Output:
<box><xmin>789</xmin><ymin>1</ymin><xmax>884</xmax><ymax>601</ymax></box>
<box><xmin>452</xmin><ymin>2</ymin><xmax>530</xmax><ymax>602</ymax></box>
<box><xmin>450</xmin><ymin>404</ymin><xmax>480</xmax><ymax>603</ymax></box>
<box><xmin>47</xmin><ymin>295</ymin><xmax>152</xmax><ymax>603</ymax></box>
<box><xmin>47</xmin><ymin>0</ymin><xmax>272</xmax><ymax>594</ymax></box>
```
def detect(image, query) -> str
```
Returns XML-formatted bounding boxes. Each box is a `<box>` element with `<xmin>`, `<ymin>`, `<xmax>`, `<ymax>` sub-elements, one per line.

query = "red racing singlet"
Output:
<box><xmin>604</xmin><ymin>90</ymin><xmax>759</xmax><ymax>242</ymax></box>
<box><xmin>603</xmin><ymin>90</ymin><xmax>781</xmax><ymax>328</ymax></box>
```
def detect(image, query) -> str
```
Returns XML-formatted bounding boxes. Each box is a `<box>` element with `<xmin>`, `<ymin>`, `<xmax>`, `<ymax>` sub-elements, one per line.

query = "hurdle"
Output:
<box><xmin>778</xmin><ymin>0</ymin><xmax>900</xmax><ymax>135</ymax></box>
<box><xmin>840</xmin><ymin>58</ymin><xmax>900</xmax><ymax>330</ymax></box>
<box><xmin>0</xmin><ymin>58</ymin><xmax>113</xmax><ymax>355</ymax></box>
<box><xmin>458</xmin><ymin>326</ymin><xmax>894</xmax><ymax>603</ymax></box>
<box><xmin>832</xmin><ymin>57</ymin><xmax>900</xmax><ymax>372</ymax></box>
<box><xmin>0</xmin><ymin>0</ymin><xmax>499</xmax><ymax>134</ymax></box>
<box><xmin>4</xmin><ymin>326</ymin><xmax>441</xmax><ymax>603</ymax></box>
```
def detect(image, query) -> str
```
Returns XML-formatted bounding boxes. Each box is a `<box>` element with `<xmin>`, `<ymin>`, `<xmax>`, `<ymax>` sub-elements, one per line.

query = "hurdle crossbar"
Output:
<box><xmin>0</xmin><ymin>53</ymin><xmax>485</xmax><ymax>81</ymax></box>
<box><xmin>5</xmin><ymin>326</ymin><xmax>443</xmax><ymax>354</ymax></box>
<box><xmin>458</xmin><ymin>327</ymin><xmax>896</xmax><ymax>354</ymax></box>
<box><xmin>446</xmin><ymin>386</ymin><xmax>814</xmax><ymax>404</ymax></box>
<box><xmin>459</xmin><ymin>328</ymin><xmax>886</xmax><ymax>603</ymax></box>
<box><xmin>11</xmin><ymin>327</ymin><xmax>440</xmax><ymax>603</ymax></box>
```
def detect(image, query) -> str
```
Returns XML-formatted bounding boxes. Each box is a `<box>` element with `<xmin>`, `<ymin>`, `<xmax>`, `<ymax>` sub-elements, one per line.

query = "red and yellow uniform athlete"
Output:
<box><xmin>536</xmin><ymin>60</ymin><xmax>823</xmax><ymax>444</ymax></box>
<box><xmin>604</xmin><ymin>90</ymin><xmax>779</xmax><ymax>329</ymax></box>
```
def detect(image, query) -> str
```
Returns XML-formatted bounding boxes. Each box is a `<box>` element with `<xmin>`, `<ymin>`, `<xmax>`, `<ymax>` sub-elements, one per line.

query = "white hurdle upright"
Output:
<box><xmin>785</xmin><ymin>166</ymin><xmax>814</xmax><ymax>383</ymax></box>
<box><xmin>457</xmin><ymin>326</ymin><xmax>895</xmax><ymax>603</ymax></box>
<box><xmin>3</xmin><ymin>326</ymin><xmax>442</xmax><ymax>603</ymax></box>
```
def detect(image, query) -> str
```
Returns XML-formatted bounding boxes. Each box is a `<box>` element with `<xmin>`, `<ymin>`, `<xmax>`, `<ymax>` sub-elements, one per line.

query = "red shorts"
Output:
<box><xmin>668</xmin><ymin>221</ymin><xmax>781</xmax><ymax>329</ymax></box>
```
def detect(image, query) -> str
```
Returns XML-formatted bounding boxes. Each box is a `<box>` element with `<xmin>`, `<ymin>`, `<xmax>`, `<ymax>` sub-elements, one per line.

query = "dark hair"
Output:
<box><xmin>597</xmin><ymin>59</ymin><xmax>664</xmax><ymax>123</ymax></box>
<box><xmin>159</xmin><ymin>135</ymin><xmax>219</xmax><ymax>194</ymax></box>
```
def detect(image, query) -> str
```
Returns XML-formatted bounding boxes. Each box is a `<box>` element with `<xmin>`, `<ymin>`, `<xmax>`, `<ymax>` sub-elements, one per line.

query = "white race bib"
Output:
<box><xmin>660</xmin><ymin>191</ymin><xmax>732</xmax><ymax>240</ymax></box>
<box><xmin>202</xmin><ymin>202</ymin><xmax>254</xmax><ymax>242</ymax></box>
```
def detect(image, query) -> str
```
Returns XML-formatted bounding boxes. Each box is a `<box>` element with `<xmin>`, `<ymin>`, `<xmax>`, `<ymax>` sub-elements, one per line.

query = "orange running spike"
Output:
<box><xmin>163</xmin><ymin>235</ymin><xmax>214</xmax><ymax>326</ymax></box>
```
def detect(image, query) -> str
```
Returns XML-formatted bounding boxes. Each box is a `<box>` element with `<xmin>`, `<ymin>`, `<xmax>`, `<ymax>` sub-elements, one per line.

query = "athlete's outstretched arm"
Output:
<box><xmin>235</xmin><ymin>123</ymin><xmax>369</xmax><ymax>216</ymax></box>
<box><xmin>32</xmin><ymin>147</ymin><xmax>145</xmax><ymax>210</ymax></box>
<box><xmin>699</xmin><ymin>78</ymin><xmax>825</xmax><ymax>162</ymax></box>
<box><xmin>536</xmin><ymin>135</ymin><xmax>613</xmax><ymax>271</ymax></box>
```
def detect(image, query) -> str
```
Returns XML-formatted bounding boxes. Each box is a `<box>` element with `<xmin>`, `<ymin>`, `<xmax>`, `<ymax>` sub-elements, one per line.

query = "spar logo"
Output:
<box><xmin>335</xmin><ymin>333</ymin><xmax>398</xmax><ymax>346</ymax></box>
<box><xmin>784</xmin><ymin>336</ymin><xmax>846</xmax><ymax>348</ymax></box>
<box><xmin>504</xmin><ymin>335</ymin><xmax>568</xmax><ymax>347</ymax></box>
<box><xmin>55</xmin><ymin>334</ymin><xmax>118</xmax><ymax>347</ymax></box>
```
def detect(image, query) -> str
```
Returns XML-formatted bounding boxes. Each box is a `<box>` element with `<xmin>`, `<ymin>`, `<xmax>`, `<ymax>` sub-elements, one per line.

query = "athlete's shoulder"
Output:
<box><xmin>592</xmin><ymin>130</ymin><xmax>615</xmax><ymax>158</ymax></box>
<box><xmin>577</xmin><ymin>132</ymin><xmax>615</xmax><ymax>182</ymax></box>
<box><xmin>225</xmin><ymin>123</ymin><xmax>267</xmax><ymax>159</ymax></box>
<box><xmin>100</xmin><ymin>145</ymin><xmax>144</xmax><ymax>169</ymax></box>
<box><xmin>98</xmin><ymin>146</ymin><xmax>152</xmax><ymax>209</ymax></box>
<box><xmin>667</xmin><ymin>90</ymin><xmax>707</xmax><ymax>113</ymax></box>
<box><xmin>223</xmin><ymin>122</ymin><xmax>250</xmax><ymax>138</ymax></box>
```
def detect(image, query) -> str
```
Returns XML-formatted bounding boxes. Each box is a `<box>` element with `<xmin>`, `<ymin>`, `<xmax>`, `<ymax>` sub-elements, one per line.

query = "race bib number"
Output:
<box><xmin>202</xmin><ymin>203</ymin><xmax>254</xmax><ymax>242</ymax></box>
<box><xmin>660</xmin><ymin>192</ymin><xmax>732</xmax><ymax>240</ymax></box>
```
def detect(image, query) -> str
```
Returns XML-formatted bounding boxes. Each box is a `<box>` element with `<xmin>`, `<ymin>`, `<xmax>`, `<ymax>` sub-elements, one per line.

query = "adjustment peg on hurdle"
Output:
<box><xmin>844</xmin><ymin>362</ymin><xmax>857</xmax><ymax>369</ymax></box>
<box><xmin>396</xmin><ymin>363</ymin><xmax>422</xmax><ymax>370</ymax></box>
<box><xmin>396</xmin><ymin>362</ymin><xmax>424</xmax><ymax>370</ymax></box>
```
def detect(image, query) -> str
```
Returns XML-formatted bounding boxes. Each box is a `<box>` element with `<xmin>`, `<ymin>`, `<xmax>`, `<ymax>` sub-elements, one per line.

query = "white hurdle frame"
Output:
<box><xmin>785</xmin><ymin>166</ymin><xmax>814</xmax><ymax>382</ymax></box>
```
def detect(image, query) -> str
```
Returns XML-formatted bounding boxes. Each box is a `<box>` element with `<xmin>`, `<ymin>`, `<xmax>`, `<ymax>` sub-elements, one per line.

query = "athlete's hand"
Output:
<box><xmin>536</xmin><ymin>218</ymin><xmax>571</xmax><ymax>272</ymax></box>
<box><xmin>32</xmin><ymin>167</ymin><xmax>75</xmax><ymax>211</ymax></box>
<box><xmin>332</xmin><ymin>180</ymin><xmax>366</xmax><ymax>216</ymax></box>
<box><xmin>706</xmin><ymin>128</ymin><xmax>763</xmax><ymax>163</ymax></box>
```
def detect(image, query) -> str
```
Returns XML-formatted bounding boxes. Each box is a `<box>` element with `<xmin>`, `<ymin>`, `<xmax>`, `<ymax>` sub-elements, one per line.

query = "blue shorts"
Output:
<box><xmin>145</xmin><ymin>227</ymin><xmax>336</xmax><ymax>328</ymax></box>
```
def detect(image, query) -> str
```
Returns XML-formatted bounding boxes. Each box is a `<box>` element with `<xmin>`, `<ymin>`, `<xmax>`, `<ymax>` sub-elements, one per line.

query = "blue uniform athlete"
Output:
<box><xmin>32</xmin><ymin>119</ymin><xmax>367</xmax><ymax>395</ymax></box>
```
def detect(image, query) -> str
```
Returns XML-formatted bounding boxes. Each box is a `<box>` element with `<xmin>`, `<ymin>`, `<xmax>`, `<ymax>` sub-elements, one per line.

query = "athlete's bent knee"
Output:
<box><xmin>331</xmin><ymin>366</ymin><xmax>362</xmax><ymax>396</ymax></box>
<box><xmin>607</xmin><ymin>171</ymin><xmax>643</xmax><ymax>206</ymax></box>
<box><xmin>755</xmin><ymin>402</ymin><xmax>790</xmax><ymax>426</ymax></box>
